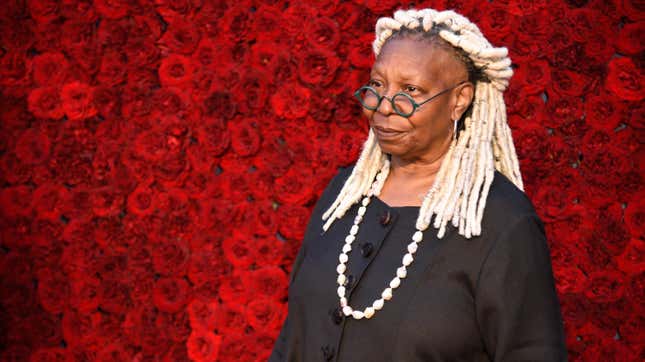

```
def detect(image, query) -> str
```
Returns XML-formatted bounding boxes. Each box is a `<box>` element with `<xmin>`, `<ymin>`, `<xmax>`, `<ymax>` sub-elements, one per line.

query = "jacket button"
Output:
<box><xmin>346</xmin><ymin>274</ymin><xmax>355</xmax><ymax>288</ymax></box>
<box><xmin>321</xmin><ymin>345</ymin><xmax>335</xmax><ymax>360</ymax></box>
<box><xmin>360</xmin><ymin>242</ymin><xmax>373</xmax><ymax>257</ymax></box>
<box><xmin>379</xmin><ymin>210</ymin><xmax>392</xmax><ymax>226</ymax></box>
<box><xmin>330</xmin><ymin>306</ymin><xmax>343</xmax><ymax>324</ymax></box>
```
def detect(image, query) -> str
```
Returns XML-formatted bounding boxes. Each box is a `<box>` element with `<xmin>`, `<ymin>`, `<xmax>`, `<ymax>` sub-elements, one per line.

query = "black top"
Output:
<box><xmin>269</xmin><ymin>164</ymin><xmax>567</xmax><ymax>362</ymax></box>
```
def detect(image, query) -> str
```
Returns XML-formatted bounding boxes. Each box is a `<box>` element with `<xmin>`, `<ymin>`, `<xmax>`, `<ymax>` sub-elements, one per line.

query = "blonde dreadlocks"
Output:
<box><xmin>322</xmin><ymin>8</ymin><xmax>523</xmax><ymax>239</ymax></box>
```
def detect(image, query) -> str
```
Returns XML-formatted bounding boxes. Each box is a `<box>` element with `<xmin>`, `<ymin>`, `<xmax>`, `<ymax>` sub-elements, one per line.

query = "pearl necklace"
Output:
<box><xmin>336</xmin><ymin>159</ymin><xmax>429</xmax><ymax>320</ymax></box>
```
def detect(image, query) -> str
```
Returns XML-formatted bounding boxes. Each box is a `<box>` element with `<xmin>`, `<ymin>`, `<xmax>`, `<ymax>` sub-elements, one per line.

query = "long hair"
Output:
<box><xmin>322</xmin><ymin>9</ymin><xmax>523</xmax><ymax>239</ymax></box>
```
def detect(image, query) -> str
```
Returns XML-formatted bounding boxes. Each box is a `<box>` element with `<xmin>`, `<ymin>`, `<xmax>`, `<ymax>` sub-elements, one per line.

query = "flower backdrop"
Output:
<box><xmin>0</xmin><ymin>0</ymin><xmax>643</xmax><ymax>361</ymax></box>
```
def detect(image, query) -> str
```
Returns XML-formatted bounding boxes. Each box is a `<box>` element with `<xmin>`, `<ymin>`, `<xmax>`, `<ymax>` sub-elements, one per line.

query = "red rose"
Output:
<box><xmin>36</xmin><ymin>269</ymin><xmax>69</xmax><ymax>313</ymax></box>
<box><xmin>188</xmin><ymin>249</ymin><xmax>232</xmax><ymax>286</ymax></box>
<box><xmin>245</xmin><ymin>296</ymin><xmax>287</xmax><ymax>333</ymax></box>
<box><xmin>274</xmin><ymin>167</ymin><xmax>316</xmax><ymax>206</ymax></box>
<box><xmin>581</xmin><ymin>148</ymin><xmax>630</xmax><ymax>187</ymax></box>
<box><xmin>590</xmin><ymin>203</ymin><xmax>630</xmax><ymax>256</ymax></box>
<box><xmin>348</xmin><ymin>33</ymin><xmax>376</xmax><ymax>69</ymax></box>
<box><xmin>69</xmin><ymin>275</ymin><xmax>102</xmax><ymax>313</ymax></box>
<box><xmin>60</xmin><ymin>81</ymin><xmax>98</xmax><ymax>121</ymax></box>
<box><xmin>584</xmin><ymin>89</ymin><xmax>627</xmax><ymax>132</ymax></box>
<box><xmin>29</xmin><ymin>347</ymin><xmax>67</xmax><ymax>362</ymax></box>
<box><xmin>624</xmin><ymin>191</ymin><xmax>644</xmax><ymax>239</ymax></box>
<box><xmin>626</xmin><ymin>101</ymin><xmax>644</xmax><ymax>130</ymax></box>
<box><xmin>152</xmin><ymin>241</ymin><xmax>190</xmax><ymax>276</ymax></box>
<box><xmin>220</xmin><ymin>6</ymin><xmax>253</xmax><ymax>41</ymax></box>
<box><xmin>250</xmin><ymin>42</ymin><xmax>281</xmax><ymax>71</ymax></box>
<box><xmin>298</xmin><ymin>47</ymin><xmax>341</xmax><ymax>86</ymax></box>
<box><xmin>579</xmin><ymin>335</ymin><xmax>637</xmax><ymax>361</ymax></box>
<box><xmin>222</xmin><ymin>230</ymin><xmax>254</xmax><ymax>268</ymax></box>
<box><xmin>278</xmin><ymin>204</ymin><xmax>310</xmax><ymax>241</ymax></box>
<box><xmin>533</xmin><ymin>180</ymin><xmax>577</xmax><ymax>222</ymax></box>
<box><xmin>625</xmin><ymin>271</ymin><xmax>644</xmax><ymax>313</ymax></box>
<box><xmin>547</xmin><ymin>204</ymin><xmax>595</xmax><ymax>253</ymax></box>
<box><xmin>305</xmin><ymin>16</ymin><xmax>341</xmax><ymax>50</ymax></box>
<box><xmin>187</xmin><ymin>298</ymin><xmax>220</xmax><ymax>331</ymax></box>
<box><xmin>616</xmin><ymin>21</ymin><xmax>644</xmax><ymax>55</ymax></box>
<box><xmin>153</xmin><ymin>277</ymin><xmax>192</xmax><ymax>313</ymax></box>
<box><xmin>89</xmin><ymin>185</ymin><xmax>124</xmax><ymax>218</ymax></box>
<box><xmin>581</xmin><ymin>128</ymin><xmax>612</xmax><ymax>156</ymax></box>
<box><xmin>218</xmin><ymin>167</ymin><xmax>252</xmax><ymax>202</ymax></box>
<box><xmin>549</xmin><ymin>68</ymin><xmax>595</xmax><ymax>97</ymax></box>
<box><xmin>510</xmin><ymin>121</ymin><xmax>549</xmax><ymax>162</ymax></box>
<box><xmin>584</xmin><ymin>28</ymin><xmax>614</xmax><ymax>64</ymax></box>
<box><xmin>251</xmin><ymin>5</ymin><xmax>284</xmax><ymax>44</ymax></box>
<box><xmin>606</xmin><ymin>57</ymin><xmax>644</xmax><ymax>101</ymax></box>
<box><xmin>544</xmin><ymin>93</ymin><xmax>585</xmax><ymax>130</ymax></box>
<box><xmin>193</xmin><ymin>118</ymin><xmax>230</xmax><ymax>156</ymax></box>
<box><xmin>619</xmin><ymin>312</ymin><xmax>645</xmax><ymax>347</ymax></box>
<box><xmin>254</xmin><ymin>137</ymin><xmax>293</xmax><ymax>177</ymax></box>
<box><xmin>330</xmin><ymin>126</ymin><xmax>367</xmax><ymax>166</ymax></box>
<box><xmin>126</xmin><ymin>179</ymin><xmax>156</xmax><ymax>217</ymax></box>
<box><xmin>192</xmin><ymin>38</ymin><xmax>229</xmax><ymax>68</ymax></box>
<box><xmin>187</xmin><ymin>329</ymin><xmax>222</xmax><ymax>362</ymax></box>
<box><xmin>15</xmin><ymin>128</ymin><xmax>51</xmax><ymax>166</ymax></box>
<box><xmin>122</xmin><ymin>305</ymin><xmax>171</xmax><ymax>355</ymax></box>
<box><xmin>123</xmin><ymin>38</ymin><xmax>161</xmax><ymax>70</ymax></box>
<box><xmin>229</xmin><ymin>119</ymin><xmax>261</xmax><ymax>157</ymax></box>
<box><xmin>96</xmin><ymin>50</ymin><xmax>128</xmax><ymax>87</ymax></box>
<box><xmin>232</xmin><ymin>71</ymin><xmax>268</xmax><ymax>113</ymax></box>
<box><xmin>271</xmin><ymin>83</ymin><xmax>311</xmax><ymax>119</ymax></box>
<box><xmin>253</xmin><ymin>236</ymin><xmax>285</xmax><ymax>267</ymax></box>
<box><xmin>364</xmin><ymin>0</ymin><xmax>400</xmax><ymax>13</ymax></box>
<box><xmin>0</xmin><ymin>185</ymin><xmax>33</xmax><ymax>219</ymax></box>
<box><xmin>0</xmin><ymin>50</ymin><xmax>31</xmax><ymax>97</ymax></box>
<box><xmin>268</xmin><ymin>52</ymin><xmax>297</xmax><ymax>85</ymax></box>
<box><xmin>513</xmin><ymin>59</ymin><xmax>551</xmax><ymax>95</ymax></box>
<box><xmin>216</xmin><ymin>303</ymin><xmax>247</xmax><ymax>333</ymax></box>
<box><xmin>31</xmin><ymin>217</ymin><xmax>63</xmax><ymax>248</ymax></box>
<box><xmin>478</xmin><ymin>3</ymin><xmax>513</xmax><ymax>37</ymax></box>
<box><xmin>156</xmin><ymin>310</ymin><xmax>191</xmax><ymax>342</ymax></box>
<box><xmin>616</xmin><ymin>238</ymin><xmax>644</xmax><ymax>275</ymax></box>
<box><xmin>93</xmin><ymin>0</ymin><xmax>130</xmax><ymax>19</ymax></box>
<box><xmin>99</xmin><ymin>278</ymin><xmax>132</xmax><ymax>314</ymax></box>
<box><xmin>158</xmin><ymin>54</ymin><xmax>195</xmax><ymax>88</ymax></box>
<box><xmin>554</xmin><ymin>265</ymin><xmax>589</xmax><ymax>296</ymax></box>
<box><xmin>30</xmin><ymin>52</ymin><xmax>70</xmax><ymax>87</ymax></box>
<box><xmin>241</xmin><ymin>266</ymin><xmax>288</xmax><ymax>301</ymax></box>
<box><xmin>197</xmin><ymin>197</ymin><xmax>238</xmax><ymax>232</ymax></box>
<box><xmin>243</xmin><ymin>200</ymin><xmax>279</xmax><ymax>237</ymax></box>
<box><xmin>27</xmin><ymin>87</ymin><xmax>64</xmax><ymax>119</ymax></box>
<box><xmin>219</xmin><ymin>272</ymin><xmax>252</xmax><ymax>306</ymax></box>
<box><xmin>158</xmin><ymin>17</ymin><xmax>201</xmax><ymax>55</ymax></box>
<box><xmin>96</xmin><ymin>343</ymin><xmax>133</xmax><ymax>362</ymax></box>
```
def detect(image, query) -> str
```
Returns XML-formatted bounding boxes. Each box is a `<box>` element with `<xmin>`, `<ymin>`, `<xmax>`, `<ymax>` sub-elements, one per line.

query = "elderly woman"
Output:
<box><xmin>270</xmin><ymin>8</ymin><xmax>566</xmax><ymax>362</ymax></box>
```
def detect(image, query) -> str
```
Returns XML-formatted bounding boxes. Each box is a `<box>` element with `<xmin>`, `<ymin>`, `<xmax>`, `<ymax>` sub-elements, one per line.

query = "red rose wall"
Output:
<box><xmin>0</xmin><ymin>0</ymin><xmax>642</xmax><ymax>361</ymax></box>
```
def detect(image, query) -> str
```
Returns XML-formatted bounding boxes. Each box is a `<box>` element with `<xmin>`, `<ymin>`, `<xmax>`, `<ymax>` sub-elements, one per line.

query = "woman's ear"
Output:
<box><xmin>451</xmin><ymin>82</ymin><xmax>475</xmax><ymax>121</ymax></box>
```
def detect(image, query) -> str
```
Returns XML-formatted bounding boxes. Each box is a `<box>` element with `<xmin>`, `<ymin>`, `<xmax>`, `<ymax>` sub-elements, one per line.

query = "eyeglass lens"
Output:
<box><xmin>357</xmin><ymin>88</ymin><xmax>415</xmax><ymax>116</ymax></box>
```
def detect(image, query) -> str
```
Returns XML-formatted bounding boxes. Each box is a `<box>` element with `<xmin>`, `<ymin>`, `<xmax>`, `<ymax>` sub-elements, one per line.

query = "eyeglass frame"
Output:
<box><xmin>353</xmin><ymin>80</ymin><xmax>469</xmax><ymax>118</ymax></box>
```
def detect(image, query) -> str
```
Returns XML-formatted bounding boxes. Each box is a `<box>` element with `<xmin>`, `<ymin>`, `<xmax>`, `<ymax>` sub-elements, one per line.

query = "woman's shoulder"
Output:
<box><xmin>482</xmin><ymin>171</ymin><xmax>542</xmax><ymax>233</ymax></box>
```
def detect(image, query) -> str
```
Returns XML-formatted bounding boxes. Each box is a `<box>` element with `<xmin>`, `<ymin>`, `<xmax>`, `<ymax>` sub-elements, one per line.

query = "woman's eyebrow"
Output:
<box><xmin>370</xmin><ymin>68</ymin><xmax>425</xmax><ymax>81</ymax></box>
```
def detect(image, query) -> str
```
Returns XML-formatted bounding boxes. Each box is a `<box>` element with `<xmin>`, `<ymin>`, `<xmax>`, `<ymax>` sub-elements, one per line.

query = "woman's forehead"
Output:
<box><xmin>373</xmin><ymin>38</ymin><xmax>454</xmax><ymax>80</ymax></box>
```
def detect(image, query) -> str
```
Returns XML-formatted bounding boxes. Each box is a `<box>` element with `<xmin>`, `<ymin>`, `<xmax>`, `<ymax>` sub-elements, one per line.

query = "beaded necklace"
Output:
<box><xmin>336</xmin><ymin>158</ymin><xmax>436</xmax><ymax>320</ymax></box>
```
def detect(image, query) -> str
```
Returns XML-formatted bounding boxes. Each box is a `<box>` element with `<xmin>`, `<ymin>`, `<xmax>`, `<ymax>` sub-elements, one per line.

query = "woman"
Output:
<box><xmin>270</xmin><ymin>8</ymin><xmax>567</xmax><ymax>362</ymax></box>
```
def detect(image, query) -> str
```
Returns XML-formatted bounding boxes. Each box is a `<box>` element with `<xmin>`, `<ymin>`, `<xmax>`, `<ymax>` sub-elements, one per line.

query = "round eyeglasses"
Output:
<box><xmin>353</xmin><ymin>80</ymin><xmax>468</xmax><ymax>118</ymax></box>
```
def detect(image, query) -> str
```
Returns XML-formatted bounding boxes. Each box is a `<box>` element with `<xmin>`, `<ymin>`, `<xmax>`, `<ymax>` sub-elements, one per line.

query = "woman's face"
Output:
<box><xmin>363</xmin><ymin>36</ymin><xmax>472</xmax><ymax>162</ymax></box>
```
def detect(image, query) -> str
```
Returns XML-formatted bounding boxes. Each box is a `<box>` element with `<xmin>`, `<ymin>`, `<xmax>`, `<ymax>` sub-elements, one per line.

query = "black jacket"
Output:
<box><xmin>269</xmin><ymin>164</ymin><xmax>567</xmax><ymax>362</ymax></box>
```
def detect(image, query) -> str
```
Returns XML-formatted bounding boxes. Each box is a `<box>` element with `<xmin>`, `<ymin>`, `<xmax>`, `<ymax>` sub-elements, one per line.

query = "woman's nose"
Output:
<box><xmin>376</xmin><ymin>90</ymin><xmax>395</xmax><ymax>115</ymax></box>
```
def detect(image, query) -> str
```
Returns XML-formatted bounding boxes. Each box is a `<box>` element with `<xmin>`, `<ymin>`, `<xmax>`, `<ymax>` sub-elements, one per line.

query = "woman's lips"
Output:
<box><xmin>373</xmin><ymin>126</ymin><xmax>404</xmax><ymax>139</ymax></box>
